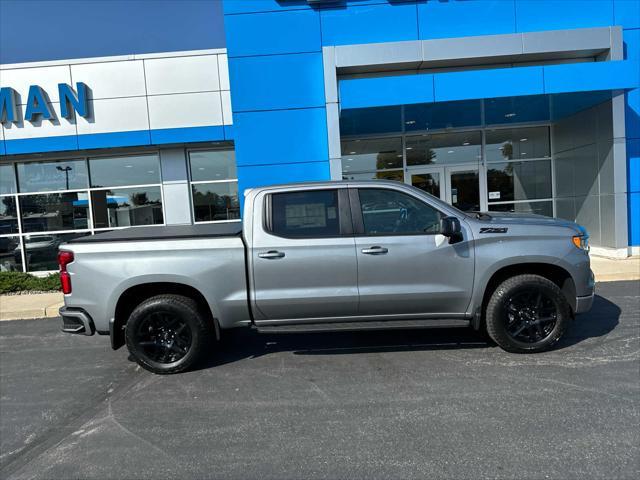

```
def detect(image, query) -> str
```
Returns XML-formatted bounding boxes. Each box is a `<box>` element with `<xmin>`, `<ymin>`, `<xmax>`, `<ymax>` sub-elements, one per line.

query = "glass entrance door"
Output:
<box><xmin>407</xmin><ymin>166</ymin><xmax>482</xmax><ymax>212</ymax></box>
<box><xmin>446</xmin><ymin>166</ymin><xmax>480</xmax><ymax>212</ymax></box>
<box><xmin>407</xmin><ymin>167</ymin><xmax>445</xmax><ymax>201</ymax></box>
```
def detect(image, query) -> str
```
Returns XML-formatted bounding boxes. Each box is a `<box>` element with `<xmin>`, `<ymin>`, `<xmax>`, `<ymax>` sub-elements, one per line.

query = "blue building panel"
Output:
<box><xmin>627</xmin><ymin>89</ymin><xmax>640</xmax><ymax>140</ymax></box>
<box><xmin>543</xmin><ymin>61</ymin><xmax>639</xmax><ymax>94</ymax></box>
<box><xmin>238</xmin><ymin>160</ymin><xmax>330</xmax><ymax>191</ymax></box>
<box><xmin>4</xmin><ymin>135</ymin><xmax>78</xmax><ymax>155</ymax></box>
<box><xmin>150</xmin><ymin>126</ymin><xmax>225</xmax><ymax>145</ymax></box>
<box><xmin>222</xmin><ymin>0</ymin><xmax>312</xmax><ymax>15</ymax></box>
<box><xmin>623</xmin><ymin>28</ymin><xmax>640</xmax><ymax>61</ymax></box>
<box><xmin>628</xmin><ymin>139</ymin><xmax>640</xmax><ymax>193</ymax></box>
<box><xmin>233</xmin><ymin>107</ymin><xmax>329</xmax><ymax>167</ymax></box>
<box><xmin>339</xmin><ymin>74</ymin><xmax>435</xmax><ymax>109</ymax></box>
<box><xmin>614</xmin><ymin>0</ymin><xmax>640</xmax><ymax>30</ymax></box>
<box><xmin>629</xmin><ymin>192</ymin><xmax>640</xmax><ymax>246</ymax></box>
<box><xmin>228</xmin><ymin>53</ymin><xmax>326</xmax><ymax>112</ymax></box>
<box><xmin>434</xmin><ymin>66</ymin><xmax>545</xmax><ymax>102</ymax></box>
<box><xmin>514</xmin><ymin>0</ymin><xmax>614</xmax><ymax>32</ymax></box>
<box><xmin>225</xmin><ymin>9</ymin><xmax>321</xmax><ymax>57</ymax></box>
<box><xmin>417</xmin><ymin>0</ymin><xmax>516</xmax><ymax>39</ymax></box>
<box><xmin>320</xmin><ymin>2</ymin><xmax>419</xmax><ymax>46</ymax></box>
<box><xmin>77</xmin><ymin>131</ymin><xmax>151</xmax><ymax>151</ymax></box>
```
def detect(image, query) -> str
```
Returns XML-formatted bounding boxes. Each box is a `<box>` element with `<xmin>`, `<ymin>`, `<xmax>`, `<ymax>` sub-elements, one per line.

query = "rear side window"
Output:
<box><xmin>270</xmin><ymin>190</ymin><xmax>341</xmax><ymax>238</ymax></box>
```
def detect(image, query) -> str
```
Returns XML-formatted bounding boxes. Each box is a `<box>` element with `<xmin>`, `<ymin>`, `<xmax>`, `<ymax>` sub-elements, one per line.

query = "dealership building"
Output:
<box><xmin>0</xmin><ymin>0</ymin><xmax>639</xmax><ymax>272</ymax></box>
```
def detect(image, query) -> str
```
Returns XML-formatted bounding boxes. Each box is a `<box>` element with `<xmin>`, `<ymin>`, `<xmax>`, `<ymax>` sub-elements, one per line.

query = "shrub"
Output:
<box><xmin>0</xmin><ymin>271</ymin><xmax>61</xmax><ymax>294</ymax></box>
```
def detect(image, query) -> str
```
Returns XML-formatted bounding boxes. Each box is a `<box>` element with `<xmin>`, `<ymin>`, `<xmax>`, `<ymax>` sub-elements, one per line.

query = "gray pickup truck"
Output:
<box><xmin>59</xmin><ymin>181</ymin><xmax>594</xmax><ymax>374</ymax></box>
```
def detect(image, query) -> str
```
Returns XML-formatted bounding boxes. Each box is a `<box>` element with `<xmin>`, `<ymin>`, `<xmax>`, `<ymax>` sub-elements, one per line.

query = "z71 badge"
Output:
<box><xmin>480</xmin><ymin>227</ymin><xmax>508</xmax><ymax>234</ymax></box>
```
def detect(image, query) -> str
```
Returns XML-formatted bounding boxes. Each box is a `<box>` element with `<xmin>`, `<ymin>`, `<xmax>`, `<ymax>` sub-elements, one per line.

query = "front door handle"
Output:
<box><xmin>258</xmin><ymin>250</ymin><xmax>285</xmax><ymax>259</ymax></box>
<box><xmin>361</xmin><ymin>246</ymin><xmax>388</xmax><ymax>255</ymax></box>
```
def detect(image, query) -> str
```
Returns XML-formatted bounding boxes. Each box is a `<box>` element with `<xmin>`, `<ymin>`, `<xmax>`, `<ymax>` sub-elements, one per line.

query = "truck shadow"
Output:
<box><xmin>199</xmin><ymin>294</ymin><xmax>620</xmax><ymax>369</ymax></box>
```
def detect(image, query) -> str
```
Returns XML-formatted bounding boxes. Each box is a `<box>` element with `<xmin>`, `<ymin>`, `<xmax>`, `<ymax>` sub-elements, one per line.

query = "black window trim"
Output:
<box><xmin>264</xmin><ymin>188</ymin><xmax>353</xmax><ymax>240</ymax></box>
<box><xmin>349</xmin><ymin>186</ymin><xmax>446</xmax><ymax>237</ymax></box>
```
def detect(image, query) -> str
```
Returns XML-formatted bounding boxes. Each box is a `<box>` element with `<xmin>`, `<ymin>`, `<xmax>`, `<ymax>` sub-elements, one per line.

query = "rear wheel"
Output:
<box><xmin>485</xmin><ymin>274</ymin><xmax>571</xmax><ymax>353</ymax></box>
<box><xmin>125</xmin><ymin>294</ymin><xmax>213</xmax><ymax>374</ymax></box>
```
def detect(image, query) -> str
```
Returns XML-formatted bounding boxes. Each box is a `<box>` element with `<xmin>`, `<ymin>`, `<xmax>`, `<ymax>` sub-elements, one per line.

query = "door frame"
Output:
<box><xmin>444</xmin><ymin>164</ymin><xmax>488</xmax><ymax>212</ymax></box>
<box><xmin>406</xmin><ymin>164</ymin><xmax>488</xmax><ymax>212</ymax></box>
<box><xmin>404</xmin><ymin>166</ymin><xmax>446</xmax><ymax>202</ymax></box>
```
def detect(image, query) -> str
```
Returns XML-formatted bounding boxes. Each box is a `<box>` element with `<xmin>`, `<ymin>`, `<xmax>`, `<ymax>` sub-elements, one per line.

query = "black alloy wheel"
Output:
<box><xmin>504</xmin><ymin>289</ymin><xmax>558</xmax><ymax>344</ymax></box>
<box><xmin>485</xmin><ymin>274</ymin><xmax>571</xmax><ymax>353</ymax></box>
<box><xmin>125</xmin><ymin>294</ymin><xmax>214</xmax><ymax>374</ymax></box>
<box><xmin>133</xmin><ymin>311</ymin><xmax>193</xmax><ymax>364</ymax></box>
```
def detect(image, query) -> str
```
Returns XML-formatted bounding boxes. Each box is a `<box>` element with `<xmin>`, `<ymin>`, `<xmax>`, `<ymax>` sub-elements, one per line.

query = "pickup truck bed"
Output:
<box><xmin>69</xmin><ymin>222</ymin><xmax>242</xmax><ymax>244</ymax></box>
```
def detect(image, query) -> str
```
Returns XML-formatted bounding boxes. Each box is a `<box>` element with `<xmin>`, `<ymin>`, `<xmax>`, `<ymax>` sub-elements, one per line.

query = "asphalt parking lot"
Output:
<box><xmin>1</xmin><ymin>281</ymin><xmax>638</xmax><ymax>480</ymax></box>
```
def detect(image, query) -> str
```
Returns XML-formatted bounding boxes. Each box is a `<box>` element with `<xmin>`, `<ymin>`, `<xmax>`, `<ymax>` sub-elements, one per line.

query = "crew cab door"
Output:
<box><xmin>250</xmin><ymin>187</ymin><xmax>358</xmax><ymax>321</ymax></box>
<box><xmin>350</xmin><ymin>186</ymin><xmax>474</xmax><ymax>317</ymax></box>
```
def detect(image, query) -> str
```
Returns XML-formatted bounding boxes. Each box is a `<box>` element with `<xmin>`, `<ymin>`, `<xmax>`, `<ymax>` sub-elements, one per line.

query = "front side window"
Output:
<box><xmin>270</xmin><ymin>190</ymin><xmax>341</xmax><ymax>238</ymax></box>
<box><xmin>358</xmin><ymin>189</ymin><xmax>443</xmax><ymax>235</ymax></box>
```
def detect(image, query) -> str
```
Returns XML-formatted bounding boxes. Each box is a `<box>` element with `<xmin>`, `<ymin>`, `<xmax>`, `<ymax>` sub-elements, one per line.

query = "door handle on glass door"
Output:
<box><xmin>258</xmin><ymin>250</ymin><xmax>285</xmax><ymax>259</ymax></box>
<box><xmin>361</xmin><ymin>246</ymin><xmax>388</xmax><ymax>255</ymax></box>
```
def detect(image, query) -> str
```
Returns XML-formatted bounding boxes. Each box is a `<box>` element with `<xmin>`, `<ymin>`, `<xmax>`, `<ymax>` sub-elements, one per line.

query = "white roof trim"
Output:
<box><xmin>0</xmin><ymin>48</ymin><xmax>227</xmax><ymax>70</ymax></box>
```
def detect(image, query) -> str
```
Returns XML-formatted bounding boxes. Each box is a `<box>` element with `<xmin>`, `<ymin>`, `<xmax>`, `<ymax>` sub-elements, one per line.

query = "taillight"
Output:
<box><xmin>58</xmin><ymin>250</ymin><xmax>74</xmax><ymax>294</ymax></box>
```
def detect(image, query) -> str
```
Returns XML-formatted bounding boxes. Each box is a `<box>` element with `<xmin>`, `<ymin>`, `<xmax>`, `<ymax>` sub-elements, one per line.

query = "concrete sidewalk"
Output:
<box><xmin>0</xmin><ymin>256</ymin><xmax>638</xmax><ymax>321</ymax></box>
<box><xmin>0</xmin><ymin>292</ymin><xmax>63</xmax><ymax>321</ymax></box>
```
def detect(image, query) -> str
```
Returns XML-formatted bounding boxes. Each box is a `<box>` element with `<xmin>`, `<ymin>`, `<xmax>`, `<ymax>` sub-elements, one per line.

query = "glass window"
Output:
<box><xmin>341</xmin><ymin>137</ymin><xmax>403</xmax><ymax>173</ymax></box>
<box><xmin>192</xmin><ymin>182</ymin><xmax>240</xmax><ymax>222</ymax></box>
<box><xmin>488</xmin><ymin>201</ymin><xmax>553</xmax><ymax>217</ymax></box>
<box><xmin>0</xmin><ymin>164</ymin><xmax>17</xmax><ymax>194</ymax></box>
<box><xmin>411</xmin><ymin>172</ymin><xmax>441</xmax><ymax>198</ymax></box>
<box><xmin>485</xmin><ymin>127</ymin><xmax>550</xmax><ymax>162</ymax></box>
<box><xmin>270</xmin><ymin>190</ymin><xmax>340</xmax><ymax>238</ymax></box>
<box><xmin>342</xmin><ymin>170</ymin><xmax>404</xmax><ymax>182</ymax></box>
<box><xmin>406</xmin><ymin>131</ymin><xmax>481</xmax><ymax>166</ymax></box>
<box><xmin>89</xmin><ymin>155</ymin><xmax>160</xmax><ymax>188</ymax></box>
<box><xmin>0</xmin><ymin>196</ymin><xmax>19</xmax><ymax>234</ymax></box>
<box><xmin>358</xmin><ymin>189</ymin><xmax>443</xmax><ymax>235</ymax></box>
<box><xmin>20</xmin><ymin>192</ymin><xmax>89</xmax><ymax>233</ymax></box>
<box><xmin>91</xmin><ymin>187</ymin><xmax>163</xmax><ymax>229</ymax></box>
<box><xmin>189</xmin><ymin>150</ymin><xmax>236</xmax><ymax>181</ymax></box>
<box><xmin>17</xmin><ymin>160</ymin><xmax>88</xmax><ymax>193</ymax></box>
<box><xmin>0</xmin><ymin>236</ymin><xmax>22</xmax><ymax>272</ymax></box>
<box><xmin>23</xmin><ymin>232</ymin><xmax>90</xmax><ymax>272</ymax></box>
<box><xmin>487</xmin><ymin>160</ymin><xmax>552</xmax><ymax>202</ymax></box>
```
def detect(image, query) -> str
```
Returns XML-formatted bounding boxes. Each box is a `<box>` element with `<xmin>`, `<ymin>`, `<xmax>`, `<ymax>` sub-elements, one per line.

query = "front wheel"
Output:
<box><xmin>485</xmin><ymin>274</ymin><xmax>571</xmax><ymax>353</ymax></box>
<box><xmin>125</xmin><ymin>294</ymin><xmax>213</xmax><ymax>374</ymax></box>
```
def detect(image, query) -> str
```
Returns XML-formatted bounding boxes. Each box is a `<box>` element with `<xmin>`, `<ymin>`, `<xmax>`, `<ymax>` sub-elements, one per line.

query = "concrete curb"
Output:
<box><xmin>0</xmin><ymin>294</ymin><xmax>64</xmax><ymax>321</ymax></box>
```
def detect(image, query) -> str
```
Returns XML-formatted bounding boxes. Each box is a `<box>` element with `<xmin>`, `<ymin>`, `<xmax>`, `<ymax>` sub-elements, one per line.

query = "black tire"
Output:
<box><xmin>125</xmin><ymin>294</ymin><xmax>214</xmax><ymax>374</ymax></box>
<box><xmin>485</xmin><ymin>274</ymin><xmax>571</xmax><ymax>353</ymax></box>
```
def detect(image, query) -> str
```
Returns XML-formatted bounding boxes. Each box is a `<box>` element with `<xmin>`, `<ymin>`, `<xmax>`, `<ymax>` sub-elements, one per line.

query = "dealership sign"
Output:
<box><xmin>0</xmin><ymin>82</ymin><xmax>89</xmax><ymax>123</ymax></box>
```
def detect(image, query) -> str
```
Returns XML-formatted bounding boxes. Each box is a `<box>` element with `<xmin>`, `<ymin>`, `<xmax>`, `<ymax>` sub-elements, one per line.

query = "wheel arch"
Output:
<box><xmin>111</xmin><ymin>282</ymin><xmax>219</xmax><ymax>350</ymax></box>
<box><xmin>477</xmin><ymin>262</ymin><xmax>576</xmax><ymax>329</ymax></box>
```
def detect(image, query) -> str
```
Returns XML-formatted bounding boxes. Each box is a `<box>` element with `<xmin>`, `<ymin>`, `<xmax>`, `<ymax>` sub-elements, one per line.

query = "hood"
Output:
<box><xmin>474</xmin><ymin>212</ymin><xmax>585</xmax><ymax>235</ymax></box>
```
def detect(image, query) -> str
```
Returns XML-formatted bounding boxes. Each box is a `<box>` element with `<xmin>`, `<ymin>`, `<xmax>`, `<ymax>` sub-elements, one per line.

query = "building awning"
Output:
<box><xmin>339</xmin><ymin>60</ymin><xmax>638</xmax><ymax>110</ymax></box>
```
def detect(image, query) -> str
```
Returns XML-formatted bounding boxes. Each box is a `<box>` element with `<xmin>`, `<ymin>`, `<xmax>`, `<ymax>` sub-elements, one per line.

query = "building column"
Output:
<box><xmin>159</xmin><ymin>148</ymin><xmax>192</xmax><ymax>225</ymax></box>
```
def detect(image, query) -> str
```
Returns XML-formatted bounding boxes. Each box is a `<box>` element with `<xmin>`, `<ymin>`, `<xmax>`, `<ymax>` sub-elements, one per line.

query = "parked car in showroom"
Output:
<box><xmin>58</xmin><ymin>181</ymin><xmax>594</xmax><ymax>374</ymax></box>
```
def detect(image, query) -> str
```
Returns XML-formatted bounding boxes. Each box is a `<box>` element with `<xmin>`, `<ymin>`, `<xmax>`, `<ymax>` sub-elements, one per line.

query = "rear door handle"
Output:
<box><xmin>258</xmin><ymin>250</ymin><xmax>285</xmax><ymax>259</ymax></box>
<box><xmin>361</xmin><ymin>246</ymin><xmax>388</xmax><ymax>255</ymax></box>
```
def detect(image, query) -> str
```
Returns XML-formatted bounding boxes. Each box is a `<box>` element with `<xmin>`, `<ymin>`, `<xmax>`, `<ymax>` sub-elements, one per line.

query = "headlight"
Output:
<box><xmin>572</xmin><ymin>234</ymin><xmax>589</xmax><ymax>251</ymax></box>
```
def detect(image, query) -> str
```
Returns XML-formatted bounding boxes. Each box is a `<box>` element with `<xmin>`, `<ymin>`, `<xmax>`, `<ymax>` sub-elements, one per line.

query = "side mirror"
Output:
<box><xmin>440</xmin><ymin>216</ymin><xmax>462</xmax><ymax>241</ymax></box>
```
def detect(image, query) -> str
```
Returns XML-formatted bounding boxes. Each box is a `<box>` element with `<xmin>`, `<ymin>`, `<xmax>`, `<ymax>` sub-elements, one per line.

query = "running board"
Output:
<box><xmin>255</xmin><ymin>318</ymin><xmax>470</xmax><ymax>334</ymax></box>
